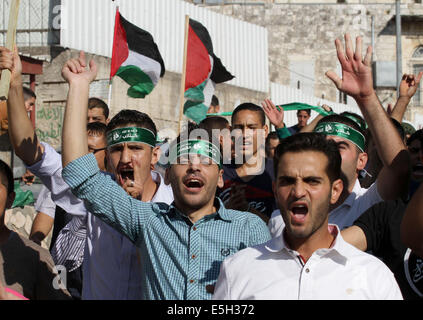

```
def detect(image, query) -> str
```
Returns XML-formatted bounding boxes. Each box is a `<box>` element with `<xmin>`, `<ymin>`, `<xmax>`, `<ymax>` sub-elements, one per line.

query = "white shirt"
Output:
<box><xmin>268</xmin><ymin>179</ymin><xmax>383</xmax><ymax>238</ymax></box>
<box><xmin>212</xmin><ymin>225</ymin><xmax>403</xmax><ymax>300</ymax></box>
<box><xmin>28</xmin><ymin>142</ymin><xmax>174</xmax><ymax>299</ymax></box>
<box><xmin>34</xmin><ymin>185</ymin><xmax>56</xmax><ymax>218</ymax></box>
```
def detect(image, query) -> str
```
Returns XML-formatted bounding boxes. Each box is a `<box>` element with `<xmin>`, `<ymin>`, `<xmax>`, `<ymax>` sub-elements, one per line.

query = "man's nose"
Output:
<box><xmin>120</xmin><ymin>145</ymin><xmax>131</xmax><ymax>163</ymax></box>
<box><xmin>291</xmin><ymin>181</ymin><xmax>306</xmax><ymax>199</ymax></box>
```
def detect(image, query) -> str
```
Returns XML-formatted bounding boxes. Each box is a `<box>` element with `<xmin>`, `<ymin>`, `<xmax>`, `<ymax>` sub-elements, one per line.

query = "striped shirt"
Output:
<box><xmin>62</xmin><ymin>153</ymin><xmax>272</xmax><ymax>300</ymax></box>
<box><xmin>50</xmin><ymin>215</ymin><xmax>86</xmax><ymax>272</ymax></box>
<box><xmin>28</xmin><ymin>142</ymin><xmax>174</xmax><ymax>299</ymax></box>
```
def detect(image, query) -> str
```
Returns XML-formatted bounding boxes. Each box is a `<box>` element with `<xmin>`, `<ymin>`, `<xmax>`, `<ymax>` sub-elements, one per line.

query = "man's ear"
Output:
<box><xmin>6</xmin><ymin>192</ymin><xmax>15</xmax><ymax>209</ymax></box>
<box><xmin>217</xmin><ymin>168</ymin><xmax>224</xmax><ymax>189</ymax></box>
<box><xmin>151</xmin><ymin>146</ymin><xmax>161</xmax><ymax>166</ymax></box>
<box><xmin>356</xmin><ymin>152</ymin><xmax>368</xmax><ymax>171</ymax></box>
<box><xmin>330</xmin><ymin>179</ymin><xmax>343</xmax><ymax>205</ymax></box>
<box><xmin>264</xmin><ymin>124</ymin><xmax>269</xmax><ymax>138</ymax></box>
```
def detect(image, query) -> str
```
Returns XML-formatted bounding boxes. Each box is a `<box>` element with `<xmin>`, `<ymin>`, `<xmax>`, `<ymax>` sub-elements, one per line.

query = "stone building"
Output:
<box><xmin>191</xmin><ymin>0</ymin><xmax>423</xmax><ymax>126</ymax></box>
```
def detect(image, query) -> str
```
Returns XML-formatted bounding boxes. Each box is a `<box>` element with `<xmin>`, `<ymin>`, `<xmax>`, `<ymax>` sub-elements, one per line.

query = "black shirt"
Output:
<box><xmin>354</xmin><ymin>199</ymin><xmax>423</xmax><ymax>300</ymax></box>
<box><xmin>218</xmin><ymin>159</ymin><xmax>276</xmax><ymax>218</ymax></box>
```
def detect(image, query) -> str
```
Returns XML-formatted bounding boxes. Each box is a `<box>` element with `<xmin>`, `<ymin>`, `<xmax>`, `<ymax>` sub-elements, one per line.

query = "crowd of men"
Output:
<box><xmin>0</xmin><ymin>33</ymin><xmax>423</xmax><ymax>300</ymax></box>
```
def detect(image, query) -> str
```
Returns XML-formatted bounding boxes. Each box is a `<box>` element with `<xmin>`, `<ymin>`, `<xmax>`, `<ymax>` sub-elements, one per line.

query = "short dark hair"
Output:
<box><xmin>407</xmin><ymin>129</ymin><xmax>423</xmax><ymax>146</ymax></box>
<box><xmin>317</xmin><ymin>114</ymin><xmax>367</xmax><ymax>152</ymax></box>
<box><xmin>266</xmin><ymin>131</ymin><xmax>279</xmax><ymax>157</ymax></box>
<box><xmin>22</xmin><ymin>87</ymin><xmax>36</xmax><ymax>101</ymax></box>
<box><xmin>231</xmin><ymin>103</ymin><xmax>265</xmax><ymax>126</ymax></box>
<box><xmin>88</xmin><ymin>97</ymin><xmax>109</xmax><ymax>119</ymax></box>
<box><xmin>107</xmin><ymin>109</ymin><xmax>157</xmax><ymax>137</ymax></box>
<box><xmin>87</xmin><ymin>122</ymin><xmax>107</xmax><ymax>137</ymax></box>
<box><xmin>297</xmin><ymin>109</ymin><xmax>311</xmax><ymax>116</ymax></box>
<box><xmin>274</xmin><ymin>132</ymin><xmax>341</xmax><ymax>183</ymax></box>
<box><xmin>199</xmin><ymin>116</ymin><xmax>229</xmax><ymax>132</ymax></box>
<box><xmin>211</xmin><ymin>95</ymin><xmax>219</xmax><ymax>107</ymax></box>
<box><xmin>0</xmin><ymin>159</ymin><xmax>14</xmax><ymax>195</ymax></box>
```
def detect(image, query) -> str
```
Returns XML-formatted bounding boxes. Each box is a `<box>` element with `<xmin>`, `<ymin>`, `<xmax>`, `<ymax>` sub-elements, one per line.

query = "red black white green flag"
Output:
<box><xmin>184</xmin><ymin>18</ymin><xmax>234</xmax><ymax>123</ymax></box>
<box><xmin>110</xmin><ymin>10</ymin><xmax>165</xmax><ymax>98</ymax></box>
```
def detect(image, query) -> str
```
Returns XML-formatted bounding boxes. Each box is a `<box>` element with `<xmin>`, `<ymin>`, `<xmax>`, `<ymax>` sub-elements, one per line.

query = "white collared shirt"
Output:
<box><xmin>213</xmin><ymin>225</ymin><xmax>402</xmax><ymax>300</ymax></box>
<box><xmin>28</xmin><ymin>142</ymin><xmax>174</xmax><ymax>299</ymax></box>
<box><xmin>268</xmin><ymin>179</ymin><xmax>383</xmax><ymax>238</ymax></box>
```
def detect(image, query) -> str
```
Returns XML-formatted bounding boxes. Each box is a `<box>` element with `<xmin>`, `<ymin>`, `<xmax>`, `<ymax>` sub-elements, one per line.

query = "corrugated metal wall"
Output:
<box><xmin>270</xmin><ymin>82</ymin><xmax>361</xmax><ymax>127</ymax></box>
<box><xmin>0</xmin><ymin>0</ymin><xmax>59</xmax><ymax>47</ymax></box>
<box><xmin>60</xmin><ymin>0</ymin><xmax>269</xmax><ymax>93</ymax></box>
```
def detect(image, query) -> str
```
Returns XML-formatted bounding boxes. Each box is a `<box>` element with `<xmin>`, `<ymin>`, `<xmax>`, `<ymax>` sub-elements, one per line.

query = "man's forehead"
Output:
<box><xmin>297</xmin><ymin>110</ymin><xmax>309</xmax><ymax>116</ymax></box>
<box><xmin>88</xmin><ymin>107</ymin><xmax>106</xmax><ymax>116</ymax></box>
<box><xmin>278</xmin><ymin>151</ymin><xmax>328</xmax><ymax>174</ymax></box>
<box><xmin>232</xmin><ymin>110</ymin><xmax>262</xmax><ymax>125</ymax></box>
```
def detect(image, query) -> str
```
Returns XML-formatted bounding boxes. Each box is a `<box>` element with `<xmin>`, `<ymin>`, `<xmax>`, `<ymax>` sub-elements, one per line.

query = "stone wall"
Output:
<box><xmin>205</xmin><ymin>1</ymin><xmax>423</xmax><ymax>122</ymax></box>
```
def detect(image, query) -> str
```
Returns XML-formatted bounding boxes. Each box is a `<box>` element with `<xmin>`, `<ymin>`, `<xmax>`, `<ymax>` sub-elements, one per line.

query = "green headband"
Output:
<box><xmin>107</xmin><ymin>127</ymin><xmax>156</xmax><ymax>148</ymax></box>
<box><xmin>341</xmin><ymin>114</ymin><xmax>367</xmax><ymax>131</ymax></box>
<box><xmin>206</xmin><ymin>102</ymin><xmax>335</xmax><ymax>118</ymax></box>
<box><xmin>168</xmin><ymin>139</ymin><xmax>222</xmax><ymax>168</ymax></box>
<box><xmin>314</xmin><ymin>122</ymin><xmax>366</xmax><ymax>152</ymax></box>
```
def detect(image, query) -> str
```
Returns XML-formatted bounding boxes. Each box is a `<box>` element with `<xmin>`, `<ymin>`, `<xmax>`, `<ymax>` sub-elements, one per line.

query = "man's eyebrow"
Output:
<box><xmin>336</xmin><ymin>140</ymin><xmax>350</xmax><ymax>148</ymax></box>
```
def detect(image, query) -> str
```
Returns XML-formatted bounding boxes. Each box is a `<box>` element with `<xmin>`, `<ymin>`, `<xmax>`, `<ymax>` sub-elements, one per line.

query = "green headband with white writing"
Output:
<box><xmin>314</xmin><ymin>122</ymin><xmax>366</xmax><ymax>152</ymax></box>
<box><xmin>168</xmin><ymin>139</ymin><xmax>222</xmax><ymax>168</ymax></box>
<box><xmin>206</xmin><ymin>102</ymin><xmax>335</xmax><ymax>117</ymax></box>
<box><xmin>107</xmin><ymin>127</ymin><xmax>157</xmax><ymax>148</ymax></box>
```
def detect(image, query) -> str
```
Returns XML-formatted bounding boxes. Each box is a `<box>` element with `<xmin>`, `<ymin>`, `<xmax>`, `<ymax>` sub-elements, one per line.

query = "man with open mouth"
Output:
<box><xmin>59</xmin><ymin>52</ymin><xmax>271</xmax><ymax>300</ymax></box>
<box><xmin>212</xmin><ymin>133</ymin><xmax>402</xmax><ymax>300</ymax></box>
<box><xmin>2</xmin><ymin>48</ymin><xmax>173</xmax><ymax>299</ymax></box>
<box><xmin>268</xmin><ymin>34</ymin><xmax>410</xmax><ymax>235</ymax></box>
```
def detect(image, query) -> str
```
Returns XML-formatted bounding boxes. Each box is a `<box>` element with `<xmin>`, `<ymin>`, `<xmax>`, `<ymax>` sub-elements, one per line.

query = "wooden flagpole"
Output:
<box><xmin>108</xmin><ymin>5</ymin><xmax>119</xmax><ymax>111</ymax></box>
<box><xmin>178</xmin><ymin>15</ymin><xmax>190</xmax><ymax>134</ymax></box>
<box><xmin>0</xmin><ymin>0</ymin><xmax>20</xmax><ymax>100</ymax></box>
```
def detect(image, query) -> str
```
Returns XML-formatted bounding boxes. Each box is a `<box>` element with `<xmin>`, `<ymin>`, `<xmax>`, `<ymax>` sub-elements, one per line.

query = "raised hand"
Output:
<box><xmin>399</xmin><ymin>72</ymin><xmax>423</xmax><ymax>99</ymax></box>
<box><xmin>61</xmin><ymin>51</ymin><xmax>97</xmax><ymax>85</ymax></box>
<box><xmin>0</xmin><ymin>46</ymin><xmax>22</xmax><ymax>86</ymax></box>
<box><xmin>261</xmin><ymin>98</ymin><xmax>284</xmax><ymax>129</ymax></box>
<box><xmin>326</xmin><ymin>34</ymin><xmax>374</xmax><ymax>104</ymax></box>
<box><xmin>122</xmin><ymin>155</ymin><xmax>144</xmax><ymax>200</ymax></box>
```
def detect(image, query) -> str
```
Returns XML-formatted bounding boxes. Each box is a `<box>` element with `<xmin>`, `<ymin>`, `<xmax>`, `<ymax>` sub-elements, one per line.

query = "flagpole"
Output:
<box><xmin>178</xmin><ymin>15</ymin><xmax>190</xmax><ymax>134</ymax></box>
<box><xmin>108</xmin><ymin>5</ymin><xmax>119</xmax><ymax>113</ymax></box>
<box><xmin>107</xmin><ymin>79</ymin><xmax>113</xmax><ymax>109</ymax></box>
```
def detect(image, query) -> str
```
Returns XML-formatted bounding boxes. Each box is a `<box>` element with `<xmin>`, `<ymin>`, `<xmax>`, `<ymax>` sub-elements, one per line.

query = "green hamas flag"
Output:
<box><xmin>110</xmin><ymin>10</ymin><xmax>165</xmax><ymax>98</ymax></box>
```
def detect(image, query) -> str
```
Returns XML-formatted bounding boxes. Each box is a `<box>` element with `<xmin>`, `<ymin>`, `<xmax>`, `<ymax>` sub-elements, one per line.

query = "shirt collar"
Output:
<box><xmin>265</xmin><ymin>224</ymin><xmax>349</xmax><ymax>264</ymax></box>
<box><xmin>168</xmin><ymin>197</ymin><xmax>233</xmax><ymax>223</ymax></box>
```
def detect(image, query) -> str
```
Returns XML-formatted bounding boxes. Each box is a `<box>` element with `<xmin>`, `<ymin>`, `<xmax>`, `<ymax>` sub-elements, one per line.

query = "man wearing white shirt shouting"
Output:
<box><xmin>267</xmin><ymin>34</ymin><xmax>410</xmax><ymax>235</ymax></box>
<box><xmin>213</xmin><ymin>132</ymin><xmax>402</xmax><ymax>300</ymax></box>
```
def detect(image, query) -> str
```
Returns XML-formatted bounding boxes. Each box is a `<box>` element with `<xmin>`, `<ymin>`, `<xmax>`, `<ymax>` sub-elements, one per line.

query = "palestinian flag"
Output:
<box><xmin>110</xmin><ymin>10</ymin><xmax>165</xmax><ymax>98</ymax></box>
<box><xmin>184</xmin><ymin>18</ymin><xmax>234</xmax><ymax>123</ymax></box>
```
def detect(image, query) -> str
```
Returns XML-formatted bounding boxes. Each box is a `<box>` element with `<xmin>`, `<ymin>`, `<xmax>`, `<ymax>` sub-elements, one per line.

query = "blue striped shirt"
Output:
<box><xmin>62</xmin><ymin>153</ymin><xmax>271</xmax><ymax>300</ymax></box>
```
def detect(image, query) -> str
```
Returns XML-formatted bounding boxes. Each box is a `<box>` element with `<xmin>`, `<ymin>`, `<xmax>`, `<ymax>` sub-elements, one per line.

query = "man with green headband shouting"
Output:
<box><xmin>268</xmin><ymin>34</ymin><xmax>410</xmax><ymax>235</ymax></box>
<box><xmin>1</xmin><ymin>48</ymin><xmax>174</xmax><ymax>299</ymax></box>
<box><xmin>59</xmin><ymin>52</ymin><xmax>271</xmax><ymax>299</ymax></box>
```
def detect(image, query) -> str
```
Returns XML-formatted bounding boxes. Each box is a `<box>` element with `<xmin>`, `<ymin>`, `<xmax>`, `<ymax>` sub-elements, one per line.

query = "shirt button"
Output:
<box><xmin>305</xmin><ymin>268</ymin><xmax>310</xmax><ymax>273</ymax></box>
<box><xmin>193</xmin><ymin>227</ymin><xmax>197</xmax><ymax>231</ymax></box>
<box><xmin>192</xmin><ymin>254</ymin><xmax>196</xmax><ymax>259</ymax></box>
<box><xmin>189</xmin><ymin>280</ymin><xmax>195</xmax><ymax>283</ymax></box>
